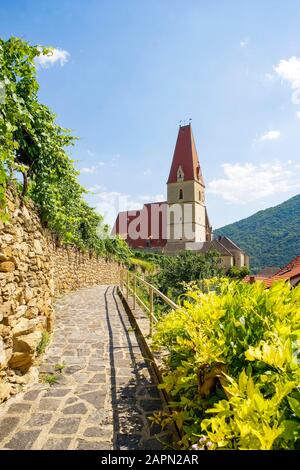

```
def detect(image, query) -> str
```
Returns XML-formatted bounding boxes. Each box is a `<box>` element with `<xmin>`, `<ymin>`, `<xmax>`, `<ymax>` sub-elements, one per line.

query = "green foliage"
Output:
<box><xmin>101</xmin><ymin>234</ymin><xmax>132</xmax><ymax>264</ymax></box>
<box><xmin>227</xmin><ymin>265</ymin><xmax>250</xmax><ymax>279</ymax></box>
<box><xmin>54</xmin><ymin>363</ymin><xmax>65</xmax><ymax>372</ymax></box>
<box><xmin>41</xmin><ymin>373</ymin><xmax>59</xmax><ymax>385</ymax></box>
<box><xmin>0</xmin><ymin>37</ymin><xmax>130</xmax><ymax>262</ymax></box>
<box><xmin>36</xmin><ymin>331</ymin><xmax>50</xmax><ymax>355</ymax></box>
<box><xmin>129</xmin><ymin>257</ymin><xmax>156</xmax><ymax>274</ymax></box>
<box><xmin>153</xmin><ymin>279</ymin><xmax>300</xmax><ymax>450</ymax></box>
<box><xmin>214</xmin><ymin>194</ymin><xmax>300</xmax><ymax>273</ymax></box>
<box><xmin>133</xmin><ymin>249</ymin><xmax>166</xmax><ymax>264</ymax></box>
<box><xmin>150</xmin><ymin>251</ymin><xmax>223</xmax><ymax>301</ymax></box>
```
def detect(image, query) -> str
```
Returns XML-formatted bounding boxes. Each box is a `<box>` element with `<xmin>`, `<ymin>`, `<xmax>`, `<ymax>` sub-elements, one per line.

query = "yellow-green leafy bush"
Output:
<box><xmin>129</xmin><ymin>257</ymin><xmax>156</xmax><ymax>274</ymax></box>
<box><xmin>153</xmin><ymin>279</ymin><xmax>300</xmax><ymax>450</ymax></box>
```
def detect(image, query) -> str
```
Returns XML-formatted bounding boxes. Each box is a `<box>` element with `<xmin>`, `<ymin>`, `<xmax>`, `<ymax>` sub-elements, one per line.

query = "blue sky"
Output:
<box><xmin>1</xmin><ymin>0</ymin><xmax>300</xmax><ymax>228</ymax></box>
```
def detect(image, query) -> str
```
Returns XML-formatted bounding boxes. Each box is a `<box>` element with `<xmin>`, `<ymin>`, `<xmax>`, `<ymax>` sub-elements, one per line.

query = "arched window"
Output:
<box><xmin>177</xmin><ymin>165</ymin><xmax>184</xmax><ymax>182</ymax></box>
<box><xmin>179</xmin><ymin>189</ymin><xmax>183</xmax><ymax>200</ymax></box>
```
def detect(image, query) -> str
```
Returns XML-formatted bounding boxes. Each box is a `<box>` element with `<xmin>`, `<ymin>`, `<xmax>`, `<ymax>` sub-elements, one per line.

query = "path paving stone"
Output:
<box><xmin>0</xmin><ymin>285</ymin><xmax>171</xmax><ymax>449</ymax></box>
<box><xmin>25</xmin><ymin>413</ymin><xmax>53</xmax><ymax>427</ymax></box>
<box><xmin>7</xmin><ymin>403</ymin><xmax>32</xmax><ymax>414</ymax></box>
<box><xmin>42</xmin><ymin>438</ymin><xmax>71</xmax><ymax>450</ymax></box>
<box><xmin>50</xmin><ymin>417</ymin><xmax>81</xmax><ymax>434</ymax></box>
<box><xmin>5</xmin><ymin>430</ymin><xmax>41</xmax><ymax>450</ymax></box>
<box><xmin>0</xmin><ymin>417</ymin><xmax>19</xmax><ymax>441</ymax></box>
<box><xmin>39</xmin><ymin>398</ymin><xmax>61</xmax><ymax>411</ymax></box>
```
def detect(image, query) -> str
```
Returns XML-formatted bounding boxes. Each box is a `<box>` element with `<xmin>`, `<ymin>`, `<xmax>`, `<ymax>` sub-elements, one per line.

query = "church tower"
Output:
<box><xmin>166</xmin><ymin>124</ymin><xmax>212</xmax><ymax>248</ymax></box>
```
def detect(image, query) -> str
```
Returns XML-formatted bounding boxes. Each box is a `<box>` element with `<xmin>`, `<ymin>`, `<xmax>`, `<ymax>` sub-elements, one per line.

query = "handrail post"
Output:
<box><xmin>120</xmin><ymin>268</ymin><xmax>123</xmax><ymax>292</ymax></box>
<box><xmin>126</xmin><ymin>270</ymin><xmax>129</xmax><ymax>300</ymax></box>
<box><xmin>149</xmin><ymin>286</ymin><xmax>153</xmax><ymax>336</ymax></box>
<box><xmin>133</xmin><ymin>275</ymin><xmax>136</xmax><ymax>310</ymax></box>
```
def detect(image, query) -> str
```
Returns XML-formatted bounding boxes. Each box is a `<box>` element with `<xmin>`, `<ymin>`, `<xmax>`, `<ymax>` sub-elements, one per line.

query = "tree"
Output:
<box><xmin>227</xmin><ymin>265</ymin><xmax>250</xmax><ymax>279</ymax></box>
<box><xmin>152</xmin><ymin>250</ymin><xmax>223</xmax><ymax>300</ymax></box>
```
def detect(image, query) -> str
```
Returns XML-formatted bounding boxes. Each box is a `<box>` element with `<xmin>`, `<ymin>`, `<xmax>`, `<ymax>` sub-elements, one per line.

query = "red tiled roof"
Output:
<box><xmin>264</xmin><ymin>255</ymin><xmax>300</xmax><ymax>287</ymax></box>
<box><xmin>244</xmin><ymin>255</ymin><xmax>300</xmax><ymax>288</ymax></box>
<box><xmin>167</xmin><ymin>124</ymin><xmax>204</xmax><ymax>185</ymax></box>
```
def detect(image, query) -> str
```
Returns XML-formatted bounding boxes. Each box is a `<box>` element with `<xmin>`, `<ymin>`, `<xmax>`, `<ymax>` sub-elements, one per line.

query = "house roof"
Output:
<box><xmin>264</xmin><ymin>255</ymin><xmax>300</xmax><ymax>287</ymax></box>
<box><xmin>215</xmin><ymin>235</ymin><xmax>246</xmax><ymax>254</ymax></box>
<box><xmin>167</xmin><ymin>124</ymin><xmax>204</xmax><ymax>185</ymax></box>
<box><xmin>191</xmin><ymin>239</ymin><xmax>234</xmax><ymax>256</ymax></box>
<box><xmin>244</xmin><ymin>255</ymin><xmax>300</xmax><ymax>288</ymax></box>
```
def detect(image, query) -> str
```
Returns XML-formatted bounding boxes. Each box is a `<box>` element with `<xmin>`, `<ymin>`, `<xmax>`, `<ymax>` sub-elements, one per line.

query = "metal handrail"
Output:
<box><xmin>119</xmin><ymin>268</ymin><xmax>179</xmax><ymax>336</ymax></box>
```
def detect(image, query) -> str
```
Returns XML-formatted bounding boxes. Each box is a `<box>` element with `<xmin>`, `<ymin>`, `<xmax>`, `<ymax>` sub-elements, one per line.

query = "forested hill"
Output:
<box><xmin>214</xmin><ymin>195</ymin><xmax>300</xmax><ymax>273</ymax></box>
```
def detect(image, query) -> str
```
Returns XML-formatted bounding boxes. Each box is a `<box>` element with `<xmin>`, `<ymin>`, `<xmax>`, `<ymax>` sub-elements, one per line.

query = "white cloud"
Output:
<box><xmin>79</xmin><ymin>161</ymin><xmax>105</xmax><ymax>174</ymax></box>
<box><xmin>296</xmin><ymin>111</ymin><xmax>300</xmax><ymax>119</ymax></box>
<box><xmin>95</xmin><ymin>192</ymin><xmax>140</xmax><ymax>227</ymax></box>
<box><xmin>240</xmin><ymin>39</ymin><xmax>249</xmax><ymax>48</ymax></box>
<box><xmin>80</xmin><ymin>166</ymin><xmax>98</xmax><ymax>174</ymax></box>
<box><xmin>255</xmin><ymin>130</ymin><xmax>281</xmax><ymax>142</ymax></box>
<box><xmin>88</xmin><ymin>188</ymin><xmax>166</xmax><ymax>226</ymax></box>
<box><xmin>274</xmin><ymin>56</ymin><xmax>300</xmax><ymax>89</ymax></box>
<box><xmin>93</xmin><ymin>190</ymin><xmax>165</xmax><ymax>210</ymax></box>
<box><xmin>208</xmin><ymin>160</ymin><xmax>300</xmax><ymax>204</ymax></box>
<box><xmin>36</xmin><ymin>48</ymin><xmax>70</xmax><ymax>68</ymax></box>
<box><xmin>140</xmin><ymin>194</ymin><xmax>165</xmax><ymax>202</ymax></box>
<box><xmin>272</xmin><ymin>57</ymin><xmax>300</xmax><ymax>104</ymax></box>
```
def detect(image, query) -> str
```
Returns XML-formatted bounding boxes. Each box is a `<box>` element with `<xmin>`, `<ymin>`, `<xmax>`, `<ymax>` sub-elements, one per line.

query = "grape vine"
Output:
<box><xmin>0</xmin><ymin>37</ymin><xmax>130</xmax><ymax>262</ymax></box>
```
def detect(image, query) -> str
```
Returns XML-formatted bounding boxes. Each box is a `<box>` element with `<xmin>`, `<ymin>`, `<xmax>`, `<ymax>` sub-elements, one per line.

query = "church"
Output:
<box><xmin>113</xmin><ymin>124</ymin><xmax>249</xmax><ymax>270</ymax></box>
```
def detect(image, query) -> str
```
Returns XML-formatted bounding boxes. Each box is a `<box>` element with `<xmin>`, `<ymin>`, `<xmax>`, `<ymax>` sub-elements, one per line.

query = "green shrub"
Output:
<box><xmin>150</xmin><ymin>251</ymin><xmax>223</xmax><ymax>301</ymax></box>
<box><xmin>130</xmin><ymin>257</ymin><xmax>156</xmax><ymax>274</ymax></box>
<box><xmin>41</xmin><ymin>373</ymin><xmax>59</xmax><ymax>385</ymax></box>
<box><xmin>36</xmin><ymin>331</ymin><xmax>50</xmax><ymax>355</ymax></box>
<box><xmin>152</xmin><ymin>279</ymin><xmax>300</xmax><ymax>450</ymax></box>
<box><xmin>227</xmin><ymin>265</ymin><xmax>250</xmax><ymax>279</ymax></box>
<box><xmin>54</xmin><ymin>363</ymin><xmax>65</xmax><ymax>372</ymax></box>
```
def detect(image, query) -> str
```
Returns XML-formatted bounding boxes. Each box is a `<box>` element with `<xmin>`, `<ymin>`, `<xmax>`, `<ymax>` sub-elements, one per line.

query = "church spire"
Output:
<box><xmin>167</xmin><ymin>124</ymin><xmax>204</xmax><ymax>185</ymax></box>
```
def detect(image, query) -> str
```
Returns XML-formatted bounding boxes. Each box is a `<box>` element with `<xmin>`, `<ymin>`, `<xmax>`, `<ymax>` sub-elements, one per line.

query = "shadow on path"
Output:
<box><xmin>104</xmin><ymin>286</ymin><xmax>170</xmax><ymax>450</ymax></box>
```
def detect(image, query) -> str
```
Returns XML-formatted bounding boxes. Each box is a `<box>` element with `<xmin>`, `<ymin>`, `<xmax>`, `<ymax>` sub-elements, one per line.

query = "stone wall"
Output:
<box><xmin>0</xmin><ymin>189</ymin><xmax>120</xmax><ymax>402</ymax></box>
<box><xmin>51</xmin><ymin>246</ymin><xmax>119</xmax><ymax>294</ymax></box>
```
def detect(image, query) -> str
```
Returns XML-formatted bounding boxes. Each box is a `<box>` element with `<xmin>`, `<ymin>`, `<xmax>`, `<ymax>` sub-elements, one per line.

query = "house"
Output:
<box><xmin>182</xmin><ymin>235</ymin><xmax>249</xmax><ymax>270</ymax></box>
<box><xmin>113</xmin><ymin>124</ymin><xmax>249</xmax><ymax>269</ymax></box>
<box><xmin>244</xmin><ymin>255</ymin><xmax>300</xmax><ymax>287</ymax></box>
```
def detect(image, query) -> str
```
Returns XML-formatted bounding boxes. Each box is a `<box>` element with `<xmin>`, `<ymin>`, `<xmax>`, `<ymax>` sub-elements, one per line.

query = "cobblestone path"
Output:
<box><xmin>0</xmin><ymin>285</ymin><xmax>170</xmax><ymax>450</ymax></box>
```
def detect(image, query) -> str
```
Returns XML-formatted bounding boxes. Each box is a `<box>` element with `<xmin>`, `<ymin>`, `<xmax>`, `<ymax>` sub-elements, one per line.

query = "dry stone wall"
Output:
<box><xmin>0</xmin><ymin>189</ymin><xmax>120</xmax><ymax>403</ymax></box>
<box><xmin>52</xmin><ymin>246</ymin><xmax>120</xmax><ymax>293</ymax></box>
